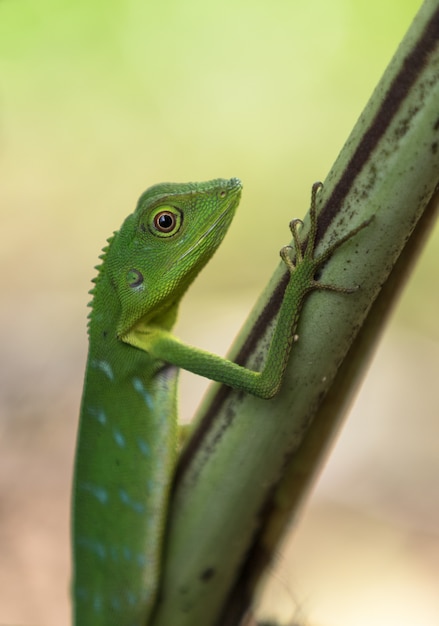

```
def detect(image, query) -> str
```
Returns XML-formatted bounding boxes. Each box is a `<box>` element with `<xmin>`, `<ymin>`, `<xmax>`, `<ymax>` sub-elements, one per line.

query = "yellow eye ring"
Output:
<box><xmin>149</xmin><ymin>206</ymin><xmax>182</xmax><ymax>237</ymax></box>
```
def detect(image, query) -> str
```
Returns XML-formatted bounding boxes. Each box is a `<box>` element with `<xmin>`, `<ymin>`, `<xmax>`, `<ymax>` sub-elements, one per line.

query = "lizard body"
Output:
<box><xmin>72</xmin><ymin>178</ymin><xmax>367</xmax><ymax>625</ymax></box>
<box><xmin>73</xmin><ymin>179</ymin><xmax>243</xmax><ymax>625</ymax></box>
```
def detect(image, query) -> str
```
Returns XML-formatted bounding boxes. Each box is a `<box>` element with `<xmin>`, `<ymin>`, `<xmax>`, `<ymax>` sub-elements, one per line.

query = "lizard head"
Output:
<box><xmin>93</xmin><ymin>178</ymin><xmax>242</xmax><ymax>339</ymax></box>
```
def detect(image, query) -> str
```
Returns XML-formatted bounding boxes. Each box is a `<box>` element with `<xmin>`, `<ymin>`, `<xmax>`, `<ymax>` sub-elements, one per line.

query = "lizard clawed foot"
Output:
<box><xmin>279</xmin><ymin>181</ymin><xmax>373</xmax><ymax>293</ymax></box>
<box><xmin>279</xmin><ymin>181</ymin><xmax>323</xmax><ymax>274</ymax></box>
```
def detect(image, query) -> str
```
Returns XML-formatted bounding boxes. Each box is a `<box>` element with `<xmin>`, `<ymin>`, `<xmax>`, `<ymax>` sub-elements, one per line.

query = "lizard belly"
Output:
<box><xmin>72</xmin><ymin>362</ymin><xmax>178</xmax><ymax>626</ymax></box>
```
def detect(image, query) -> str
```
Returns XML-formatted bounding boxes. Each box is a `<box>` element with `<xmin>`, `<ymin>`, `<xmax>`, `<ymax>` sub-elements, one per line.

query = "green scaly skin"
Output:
<box><xmin>72</xmin><ymin>179</ymin><xmax>241</xmax><ymax>626</ymax></box>
<box><xmin>72</xmin><ymin>178</ymin><xmax>368</xmax><ymax>625</ymax></box>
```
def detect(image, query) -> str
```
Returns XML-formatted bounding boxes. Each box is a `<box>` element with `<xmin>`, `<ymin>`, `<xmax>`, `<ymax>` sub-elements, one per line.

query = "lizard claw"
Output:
<box><xmin>288</xmin><ymin>217</ymin><xmax>303</xmax><ymax>233</ymax></box>
<box><xmin>280</xmin><ymin>245</ymin><xmax>296</xmax><ymax>271</ymax></box>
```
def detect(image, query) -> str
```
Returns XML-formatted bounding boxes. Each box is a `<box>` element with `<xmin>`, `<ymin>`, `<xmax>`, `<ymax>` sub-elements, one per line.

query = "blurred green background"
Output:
<box><xmin>1</xmin><ymin>1</ymin><xmax>438</xmax><ymax>625</ymax></box>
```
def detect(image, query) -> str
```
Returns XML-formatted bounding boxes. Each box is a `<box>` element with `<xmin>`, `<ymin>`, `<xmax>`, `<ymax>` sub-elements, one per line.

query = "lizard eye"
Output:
<box><xmin>148</xmin><ymin>206</ymin><xmax>182</xmax><ymax>237</ymax></box>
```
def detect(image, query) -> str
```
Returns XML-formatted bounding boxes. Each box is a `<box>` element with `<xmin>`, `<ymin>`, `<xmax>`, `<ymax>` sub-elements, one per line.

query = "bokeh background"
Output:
<box><xmin>1</xmin><ymin>1</ymin><xmax>438</xmax><ymax>625</ymax></box>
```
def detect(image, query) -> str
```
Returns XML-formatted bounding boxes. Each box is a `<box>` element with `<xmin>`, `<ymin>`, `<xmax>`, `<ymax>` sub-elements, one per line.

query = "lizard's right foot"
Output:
<box><xmin>280</xmin><ymin>181</ymin><xmax>373</xmax><ymax>294</ymax></box>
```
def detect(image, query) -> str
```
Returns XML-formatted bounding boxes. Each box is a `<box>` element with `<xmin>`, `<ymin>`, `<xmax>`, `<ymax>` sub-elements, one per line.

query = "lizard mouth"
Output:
<box><xmin>176</xmin><ymin>203</ymin><xmax>234</xmax><ymax>266</ymax></box>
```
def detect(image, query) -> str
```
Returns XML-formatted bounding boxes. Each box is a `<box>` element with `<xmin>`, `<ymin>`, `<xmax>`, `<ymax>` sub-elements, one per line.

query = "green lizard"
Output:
<box><xmin>72</xmin><ymin>178</ymin><xmax>368</xmax><ymax>626</ymax></box>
